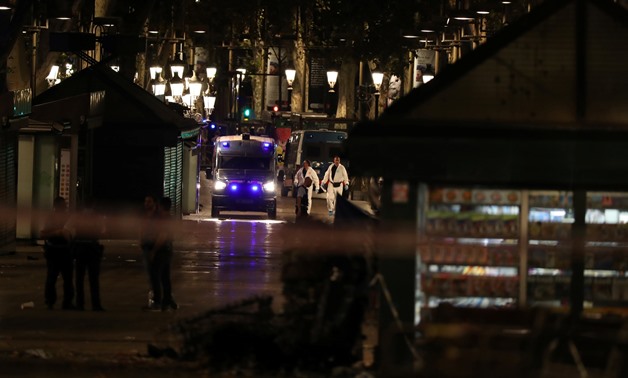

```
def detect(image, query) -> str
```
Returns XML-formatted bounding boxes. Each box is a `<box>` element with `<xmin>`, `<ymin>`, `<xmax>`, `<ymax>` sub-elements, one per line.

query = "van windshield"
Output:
<box><xmin>303</xmin><ymin>143</ymin><xmax>343</xmax><ymax>162</ymax></box>
<box><xmin>218</xmin><ymin>156</ymin><xmax>272</xmax><ymax>170</ymax></box>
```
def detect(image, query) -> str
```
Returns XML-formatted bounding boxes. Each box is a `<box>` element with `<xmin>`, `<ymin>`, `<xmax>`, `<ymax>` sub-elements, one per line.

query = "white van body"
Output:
<box><xmin>210</xmin><ymin>134</ymin><xmax>277</xmax><ymax>218</ymax></box>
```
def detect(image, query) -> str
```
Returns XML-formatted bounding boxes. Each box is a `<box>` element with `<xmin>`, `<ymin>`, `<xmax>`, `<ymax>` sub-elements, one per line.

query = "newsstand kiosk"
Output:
<box><xmin>346</xmin><ymin>0</ymin><xmax>628</xmax><ymax>375</ymax></box>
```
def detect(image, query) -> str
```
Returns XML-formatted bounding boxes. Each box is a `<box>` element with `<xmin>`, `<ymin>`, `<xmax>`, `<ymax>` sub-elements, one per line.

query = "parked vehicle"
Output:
<box><xmin>208</xmin><ymin>134</ymin><xmax>277</xmax><ymax>219</ymax></box>
<box><xmin>279</xmin><ymin>129</ymin><xmax>348</xmax><ymax>197</ymax></box>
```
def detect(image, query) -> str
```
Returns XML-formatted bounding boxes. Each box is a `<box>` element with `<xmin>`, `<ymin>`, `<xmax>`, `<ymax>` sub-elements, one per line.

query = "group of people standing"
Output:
<box><xmin>41</xmin><ymin>196</ymin><xmax>105</xmax><ymax>311</ymax></box>
<box><xmin>294</xmin><ymin>155</ymin><xmax>349</xmax><ymax>220</ymax></box>
<box><xmin>41</xmin><ymin>194</ymin><xmax>177</xmax><ymax>313</ymax></box>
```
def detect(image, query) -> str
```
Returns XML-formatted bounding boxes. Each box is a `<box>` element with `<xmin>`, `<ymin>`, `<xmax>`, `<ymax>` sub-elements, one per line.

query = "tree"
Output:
<box><xmin>1</xmin><ymin>0</ymin><xmax>35</xmax><ymax>93</ymax></box>
<box><xmin>303</xmin><ymin>0</ymin><xmax>419</xmax><ymax>118</ymax></box>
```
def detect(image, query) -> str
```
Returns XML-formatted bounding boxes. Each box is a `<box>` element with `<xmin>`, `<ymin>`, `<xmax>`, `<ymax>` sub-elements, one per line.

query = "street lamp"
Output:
<box><xmin>423</xmin><ymin>65</ymin><xmax>435</xmax><ymax>83</ymax></box>
<box><xmin>184</xmin><ymin>70</ymin><xmax>203</xmax><ymax>112</ymax></box>
<box><xmin>371</xmin><ymin>71</ymin><xmax>384</xmax><ymax>118</ymax></box>
<box><xmin>169</xmin><ymin>72</ymin><xmax>184</xmax><ymax>98</ymax></box>
<box><xmin>170</xmin><ymin>57</ymin><xmax>185</xmax><ymax>80</ymax></box>
<box><xmin>234</xmin><ymin>68</ymin><xmax>246</xmax><ymax>119</ymax></box>
<box><xmin>206</xmin><ymin>67</ymin><xmax>217</xmax><ymax>82</ymax></box>
<box><xmin>285</xmin><ymin>68</ymin><xmax>296</xmax><ymax>90</ymax></box>
<box><xmin>205</xmin><ymin>66</ymin><xmax>217</xmax><ymax>102</ymax></box>
<box><xmin>166</xmin><ymin>54</ymin><xmax>186</xmax><ymax>102</ymax></box>
<box><xmin>285</xmin><ymin>68</ymin><xmax>296</xmax><ymax>110</ymax></box>
<box><xmin>149</xmin><ymin>65</ymin><xmax>166</xmax><ymax>96</ymax></box>
<box><xmin>326</xmin><ymin>70</ymin><xmax>338</xmax><ymax>92</ymax></box>
<box><xmin>46</xmin><ymin>65</ymin><xmax>60</xmax><ymax>87</ymax></box>
<box><xmin>203</xmin><ymin>95</ymin><xmax>216</xmax><ymax>117</ymax></box>
<box><xmin>151</xmin><ymin>74</ymin><xmax>166</xmax><ymax>96</ymax></box>
<box><xmin>149</xmin><ymin>65</ymin><xmax>162</xmax><ymax>81</ymax></box>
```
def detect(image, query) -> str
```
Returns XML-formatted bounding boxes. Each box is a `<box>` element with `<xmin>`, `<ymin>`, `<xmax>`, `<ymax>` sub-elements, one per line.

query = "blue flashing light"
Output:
<box><xmin>263</xmin><ymin>142</ymin><xmax>271</xmax><ymax>148</ymax></box>
<box><xmin>221</xmin><ymin>142</ymin><xmax>230</xmax><ymax>148</ymax></box>
<box><xmin>210</xmin><ymin>123</ymin><xmax>216</xmax><ymax>129</ymax></box>
<box><xmin>251</xmin><ymin>185</ymin><xmax>260</xmax><ymax>192</ymax></box>
<box><xmin>230</xmin><ymin>184</ymin><xmax>238</xmax><ymax>191</ymax></box>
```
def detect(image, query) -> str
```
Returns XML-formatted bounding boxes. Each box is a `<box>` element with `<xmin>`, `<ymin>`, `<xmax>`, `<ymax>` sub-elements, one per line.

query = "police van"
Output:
<box><xmin>280</xmin><ymin>129</ymin><xmax>347</xmax><ymax>197</ymax></box>
<box><xmin>208</xmin><ymin>134</ymin><xmax>277</xmax><ymax>219</ymax></box>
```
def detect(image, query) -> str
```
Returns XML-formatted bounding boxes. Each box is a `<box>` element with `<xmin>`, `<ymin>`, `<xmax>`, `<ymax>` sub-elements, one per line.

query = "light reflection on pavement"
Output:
<box><xmin>0</xmin><ymin>184</ymin><xmax>375</xmax><ymax>375</ymax></box>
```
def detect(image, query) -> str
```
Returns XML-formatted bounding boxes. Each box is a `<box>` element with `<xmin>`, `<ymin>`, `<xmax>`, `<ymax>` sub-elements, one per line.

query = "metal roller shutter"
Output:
<box><xmin>163</xmin><ymin>140</ymin><xmax>183</xmax><ymax>218</ymax></box>
<box><xmin>0</xmin><ymin>130</ymin><xmax>17</xmax><ymax>248</ymax></box>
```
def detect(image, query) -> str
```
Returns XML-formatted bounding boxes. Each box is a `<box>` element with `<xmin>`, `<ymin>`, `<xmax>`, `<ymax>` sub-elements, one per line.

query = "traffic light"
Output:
<box><xmin>242</xmin><ymin>107</ymin><xmax>251</xmax><ymax>121</ymax></box>
<box><xmin>272</xmin><ymin>104</ymin><xmax>279</xmax><ymax>113</ymax></box>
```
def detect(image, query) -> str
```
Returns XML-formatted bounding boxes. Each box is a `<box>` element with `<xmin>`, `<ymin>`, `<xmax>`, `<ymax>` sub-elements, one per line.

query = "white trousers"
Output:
<box><xmin>326</xmin><ymin>185</ymin><xmax>343</xmax><ymax>212</ymax></box>
<box><xmin>307</xmin><ymin>186</ymin><xmax>314</xmax><ymax>214</ymax></box>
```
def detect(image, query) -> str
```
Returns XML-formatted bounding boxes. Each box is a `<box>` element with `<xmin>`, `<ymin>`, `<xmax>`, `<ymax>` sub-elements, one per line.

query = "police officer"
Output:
<box><xmin>40</xmin><ymin>196</ymin><xmax>74</xmax><ymax>310</ymax></box>
<box><xmin>66</xmin><ymin>198</ymin><xmax>106</xmax><ymax>311</ymax></box>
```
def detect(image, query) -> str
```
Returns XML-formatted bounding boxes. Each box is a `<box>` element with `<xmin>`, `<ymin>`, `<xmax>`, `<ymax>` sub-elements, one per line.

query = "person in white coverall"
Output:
<box><xmin>294</xmin><ymin>160</ymin><xmax>319</xmax><ymax>214</ymax></box>
<box><xmin>322</xmin><ymin>156</ymin><xmax>349</xmax><ymax>216</ymax></box>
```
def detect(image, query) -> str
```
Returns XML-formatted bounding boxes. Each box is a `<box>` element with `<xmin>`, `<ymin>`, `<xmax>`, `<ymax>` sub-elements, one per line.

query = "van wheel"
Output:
<box><xmin>211</xmin><ymin>204</ymin><xmax>219</xmax><ymax>218</ymax></box>
<box><xmin>268</xmin><ymin>201</ymin><xmax>277</xmax><ymax>219</ymax></box>
<box><xmin>268</xmin><ymin>208</ymin><xmax>277</xmax><ymax>219</ymax></box>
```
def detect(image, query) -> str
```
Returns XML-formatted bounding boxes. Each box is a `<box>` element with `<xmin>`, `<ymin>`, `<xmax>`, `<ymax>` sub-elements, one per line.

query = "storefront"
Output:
<box><xmin>1</xmin><ymin>33</ymin><xmax>31</xmax><ymax>248</ymax></box>
<box><xmin>0</xmin><ymin>126</ymin><xmax>18</xmax><ymax>249</ymax></box>
<box><xmin>1</xmin><ymin>89</ymin><xmax>30</xmax><ymax>247</ymax></box>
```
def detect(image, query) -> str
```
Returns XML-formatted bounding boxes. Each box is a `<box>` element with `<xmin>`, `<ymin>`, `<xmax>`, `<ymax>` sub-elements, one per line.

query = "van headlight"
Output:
<box><xmin>214</xmin><ymin>181</ymin><xmax>227</xmax><ymax>190</ymax></box>
<box><xmin>262</xmin><ymin>181</ymin><xmax>275</xmax><ymax>192</ymax></box>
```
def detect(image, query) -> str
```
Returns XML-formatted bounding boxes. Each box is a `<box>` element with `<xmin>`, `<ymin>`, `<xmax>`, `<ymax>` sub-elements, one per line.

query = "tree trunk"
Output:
<box><xmin>0</xmin><ymin>0</ymin><xmax>34</xmax><ymax>93</ymax></box>
<box><xmin>291</xmin><ymin>7</ymin><xmax>306</xmax><ymax>113</ymax></box>
<box><xmin>291</xmin><ymin>37</ymin><xmax>306</xmax><ymax>113</ymax></box>
<box><xmin>252</xmin><ymin>43</ymin><xmax>265</xmax><ymax>118</ymax></box>
<box><xmin>336</xmin><ymin>54</ymin><xmax>356</xmax><ymax>119</ymax></box>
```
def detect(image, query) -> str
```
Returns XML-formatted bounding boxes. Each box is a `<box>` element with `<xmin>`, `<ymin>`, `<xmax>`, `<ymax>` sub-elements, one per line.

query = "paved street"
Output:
<box><xmin>0</xmin><ymin>174</ymin><xmax>374</xmax><ymax>377</ymax></box>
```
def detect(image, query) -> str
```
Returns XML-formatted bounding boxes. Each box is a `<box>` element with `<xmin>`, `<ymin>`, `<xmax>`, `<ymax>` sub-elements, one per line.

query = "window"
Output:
<box><xmin>219</xmin><ymin>156</ymin><xmax>271</xmax><ymax>170</ymax></box>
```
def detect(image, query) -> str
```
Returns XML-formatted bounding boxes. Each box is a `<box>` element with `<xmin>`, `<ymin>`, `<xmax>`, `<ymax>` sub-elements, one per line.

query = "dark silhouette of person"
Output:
<box><xmin>40</xmin><ymin>196</ymin><xmax>74</xmax><ymax>310</ymax></box>
<box><xmin>140</xmin><ymin>194</ymin><xmax>160</xmax><ymax>310</ymax></box>
<box><xmin>269</xmin><ymin>61</ymin><xmax>279</xmax><ymax>75</ymax></box>
<box><xmin>147</xmin><ymin>197</ymin><xmax>178</xmax><ymax>311</ymax></box>
<box><xmin>66</xmin><ymin>198</ymin><xmax>106</xmax><ymax>311</ymax></box>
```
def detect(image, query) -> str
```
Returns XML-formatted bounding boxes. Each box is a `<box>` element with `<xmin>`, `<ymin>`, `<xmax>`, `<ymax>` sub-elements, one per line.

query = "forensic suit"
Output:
<box><xmin>322</xmin><ymin>162</ymin><xmax>349</xmax><ymax>215</ymax></box>
<box><xmin>294</xmin><ymin>165</ymin><xmax>319</xmax><ymax>214</ymax></box>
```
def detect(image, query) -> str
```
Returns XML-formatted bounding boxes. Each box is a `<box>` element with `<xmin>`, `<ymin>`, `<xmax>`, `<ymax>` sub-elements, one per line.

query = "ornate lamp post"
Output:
<box><xmin>168</xmin><ymin>56</ymin><xmax>185</xmax><ymax>102</ymax></box>
<box><xmin>186</xmin><ymin>70</ymin><xmax>203</xmax><ymax>112</ymax></box>
<box><xmin>206</xmin><ymin>67</ymin><xmax>217</xmax><ymax>82</ymax></box>
<box><xmin>203</xmin><ymin>66</ymin><xmax>217</xmax><ymax>120</ymax></box>
<box><xmin>46</xmin><ymin>65</ymin><xmax>60</xmax><ymax>87</ymax></box>
<box><xmin>169</xmin><ymin>72</ymin><xmax>184</xmax><ymax>99</ymax></box>
<box><xmin>423</xmin><ymin>65</ymin><xmax>435</xmax><ymax>83</ymax></box>
<box><xmin>203</xmin><ymin>95</ymin><xmax>216</xmax><ymax>117</ymax></box>
<box><xmin>149</xmin><ymin>65</ymin><xmax>162</xmax><ymax>82</ymax></box>
<box><xmin>371</xmin><ymin>71</ymin><xmax>384</xmax><ymax>118</ymax></box>
<box><xmin>149</xmin><ymin>65</ymin><xmax>166</xmax><ymax>97</ymax></box>
<box><xmin>326</xmin><ymin>70</ymin><xmax>338</xmax><ymax>92</ymax></box>
<box><xmin>285</xmin><ymin>68</ymin><xmax>296</xmax><ymax>110</ymax></box>
<box><xmin>234</xmin><ymin>68</ymin><xmax>246</xmax><ymax>119</ymax></box>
